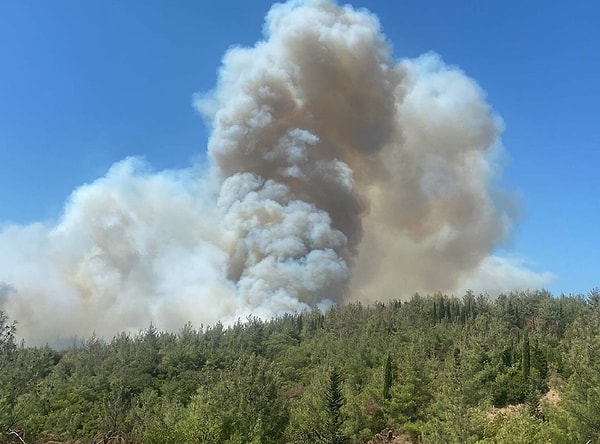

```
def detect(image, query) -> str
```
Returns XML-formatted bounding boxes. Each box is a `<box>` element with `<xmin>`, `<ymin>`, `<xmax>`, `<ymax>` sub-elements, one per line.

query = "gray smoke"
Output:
<box><xmin>0</xmin><ymin>0</ymin><xmax>552</xmax><ymax>343</ymax></box>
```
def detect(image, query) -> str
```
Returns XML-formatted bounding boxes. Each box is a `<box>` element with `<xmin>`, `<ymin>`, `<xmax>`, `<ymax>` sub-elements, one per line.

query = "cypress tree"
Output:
<box><xmin>383</xmin><ymin>353</ymin><xmax>393</xmax><ymax>400</ymax></box>
<box><xmin>522</xmin><ymin>330</ymin><xmax>531</xmax><ymax>381</ymax></box>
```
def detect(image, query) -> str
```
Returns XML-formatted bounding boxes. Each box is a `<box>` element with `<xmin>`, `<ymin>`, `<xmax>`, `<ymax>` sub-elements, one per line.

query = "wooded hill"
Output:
<box><xmin>2</xmin><ymin>289</ymin><xmax>600</xmax><ymax>443</ymax></box>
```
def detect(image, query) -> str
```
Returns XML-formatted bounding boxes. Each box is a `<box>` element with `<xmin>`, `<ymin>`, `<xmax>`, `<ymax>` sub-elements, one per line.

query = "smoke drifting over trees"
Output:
<box><xmin>0</xmin><ymin>0</ymin><xmax>551</xmax><ymax>342</ymax></box>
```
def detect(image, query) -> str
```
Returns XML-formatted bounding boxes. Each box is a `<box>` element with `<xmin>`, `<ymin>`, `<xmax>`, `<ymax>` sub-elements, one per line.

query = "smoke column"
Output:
<box><xmin>0</xmin><ymin>0</ymin><xmax>552</xmax><ymax>343</ymax></box>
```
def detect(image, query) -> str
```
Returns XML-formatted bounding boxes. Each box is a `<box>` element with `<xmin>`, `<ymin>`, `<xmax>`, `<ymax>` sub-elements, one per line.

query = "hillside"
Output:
<box><xmin>2</xmin><ymin>289</ymin><xmax>600</xmax><ymax>443</ymax></box>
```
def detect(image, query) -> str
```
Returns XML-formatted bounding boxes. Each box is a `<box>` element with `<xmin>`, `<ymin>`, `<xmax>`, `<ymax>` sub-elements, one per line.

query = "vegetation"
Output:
<box><xmin>1</xmin><ymin>289</ymin><xmax>600</xmax><ymax>443</ymax></box>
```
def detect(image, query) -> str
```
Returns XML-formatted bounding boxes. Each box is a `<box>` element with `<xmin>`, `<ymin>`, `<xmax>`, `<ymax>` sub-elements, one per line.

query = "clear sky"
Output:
<box><xmin>1</xmin><ymin>0</ymin><xmax>598</xmax><ymax>296</ymax></box>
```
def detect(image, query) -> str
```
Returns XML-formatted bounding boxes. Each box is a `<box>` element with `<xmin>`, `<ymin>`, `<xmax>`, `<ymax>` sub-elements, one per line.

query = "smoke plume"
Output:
<box><xmin>0</xmin><ymin>0</ymin><xmax>552</xmax><ymax>343</ymax></box>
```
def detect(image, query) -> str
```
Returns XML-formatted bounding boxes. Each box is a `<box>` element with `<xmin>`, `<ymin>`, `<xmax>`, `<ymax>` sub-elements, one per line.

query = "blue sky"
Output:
<box><xmin>1</xmin><ymin>0</ymin><xmax>598</xmax><ymax>296</ymax></box>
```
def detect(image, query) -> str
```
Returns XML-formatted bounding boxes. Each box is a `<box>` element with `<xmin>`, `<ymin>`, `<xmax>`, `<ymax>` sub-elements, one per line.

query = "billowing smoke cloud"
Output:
<box><xmin>0</xmin><ymin>0</ymin><xmax>552</xmax><ymax>343</ymax></box>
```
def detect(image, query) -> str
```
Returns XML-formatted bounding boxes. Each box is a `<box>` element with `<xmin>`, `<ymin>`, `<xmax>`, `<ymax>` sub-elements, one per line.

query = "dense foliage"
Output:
<box><xmin>2</xmin><ymin>289</ymin><xmax>600</xmax><ymax>443</ymax></box>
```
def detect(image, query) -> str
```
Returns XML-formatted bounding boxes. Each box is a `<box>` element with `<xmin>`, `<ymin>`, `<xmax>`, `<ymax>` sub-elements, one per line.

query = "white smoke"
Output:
<box><xmin>0</xmin><ymin>0</ymin><xmax>552</xmax><ymax>342</ymax></box>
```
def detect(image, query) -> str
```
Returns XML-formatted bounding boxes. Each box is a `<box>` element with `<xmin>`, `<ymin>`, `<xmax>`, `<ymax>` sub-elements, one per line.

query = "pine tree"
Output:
<box><xmin>319</xmin><ymin>368</ymin><xmax>347</xmax><ymax>444</ymax></box>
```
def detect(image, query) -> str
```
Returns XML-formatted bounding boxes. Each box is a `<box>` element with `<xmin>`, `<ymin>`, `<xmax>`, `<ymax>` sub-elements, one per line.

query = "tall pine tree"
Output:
<box><xmin>319</xmin><ymin>368</ymin><xmax>347</xmax><ymax>444</ymax></box>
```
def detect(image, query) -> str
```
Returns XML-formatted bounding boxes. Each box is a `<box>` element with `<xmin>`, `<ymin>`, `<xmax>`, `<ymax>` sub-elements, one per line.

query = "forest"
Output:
<box><xmin>2</xmin><ymin>289</ymin><xmax>600</xmax><ymax>444</ymax></box>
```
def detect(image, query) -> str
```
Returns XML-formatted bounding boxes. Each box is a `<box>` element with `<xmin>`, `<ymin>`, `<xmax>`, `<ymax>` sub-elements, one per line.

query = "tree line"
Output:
<box><xmin>1</xmin><ymin>289</ymin><xmax>600</xmax><ymax>443</ymax></box>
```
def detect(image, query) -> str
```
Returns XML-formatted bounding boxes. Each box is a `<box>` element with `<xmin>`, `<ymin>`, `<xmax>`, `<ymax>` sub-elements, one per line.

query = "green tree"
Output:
<box><xmin>481</xmin><ymin>411</ymin><xmax>558</xmax><ymax>443</ymax></box>
<box><xmin>521</xmin><ymin>330</ymin><xmax>530</xmax><ymax>381</ymax></box>
<box><xmin>175</xmin><ymin>354</ymin><xmax>289</xmax><ymax>444</ymax></box>
<box><xmin>320</xmin><ymin>368</ymin><xmax>347</xmax><ymax>444</ymax></box>
<box><xmin>383</xmin><ymin>342</ymin><xmax>431</xmax><ymax>435</ymax></box>
<box><xmin>383</xmin><ymin>353</ymin><xmax>393</xmax><ymax>401</ymax></box>
<box><xmin>421</xmin><ymin>362</ymin><xmax>484</xmax><ymax>444</ymax></box>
